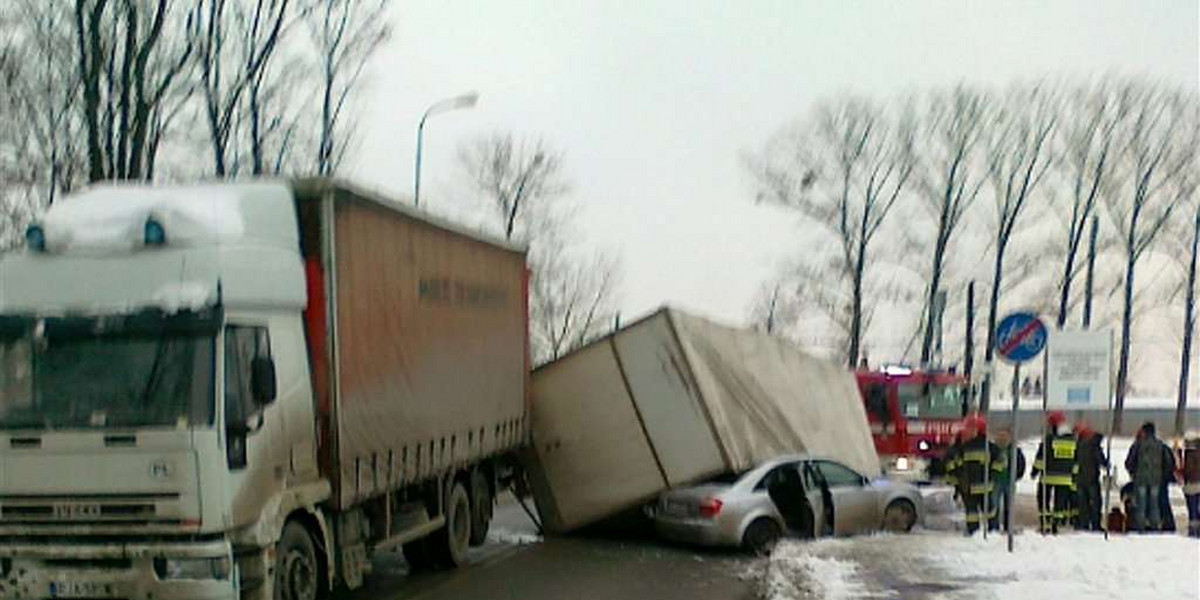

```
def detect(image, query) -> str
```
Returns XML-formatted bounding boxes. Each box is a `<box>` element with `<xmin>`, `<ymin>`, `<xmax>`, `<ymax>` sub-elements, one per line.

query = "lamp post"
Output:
<box><xmin>414</xmin><ymin>91</ymin><xmax>479</xmax><ymax>207</ymax></box>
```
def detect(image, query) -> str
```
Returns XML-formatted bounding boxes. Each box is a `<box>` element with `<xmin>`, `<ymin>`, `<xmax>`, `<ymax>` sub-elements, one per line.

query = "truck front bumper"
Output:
<box><xmin>0</xmin><ymin>539</ymin><xmax>237</xmax><ymax>600</ymax></box>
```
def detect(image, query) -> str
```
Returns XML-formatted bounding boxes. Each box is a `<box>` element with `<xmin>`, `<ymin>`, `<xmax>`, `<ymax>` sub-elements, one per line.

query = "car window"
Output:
<box><xmin>754</xmin><ymin>463</ymin><xmax>798</xmax><ymax>491</ymax></box>
<box><xmin>815</xmin><ymin>461</ymin><xmax>864</xmax><ymax>487</ymax></box>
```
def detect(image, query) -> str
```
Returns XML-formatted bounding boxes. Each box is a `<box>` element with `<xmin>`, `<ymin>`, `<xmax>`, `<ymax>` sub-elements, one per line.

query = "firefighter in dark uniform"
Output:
<box><xmin>947</xmin><ymin>415</ymin><xmax>1005</xmax><ymax>534</ymax></box>
<box><xmin>1033</xmin><ymin>411</ymin><xmax>1078</xmax><ymax>534</ymax></box>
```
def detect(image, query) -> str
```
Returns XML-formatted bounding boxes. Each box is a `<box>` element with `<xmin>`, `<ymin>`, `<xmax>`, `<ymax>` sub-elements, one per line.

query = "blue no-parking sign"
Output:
<box><xmin>995</xmin><ymin>312</ymin><xmax>1047</xmax><ymax>364</ymax></box>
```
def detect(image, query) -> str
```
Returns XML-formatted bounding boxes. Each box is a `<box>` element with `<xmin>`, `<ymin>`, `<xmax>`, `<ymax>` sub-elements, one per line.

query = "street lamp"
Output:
<box><xmin>414</xmin><ymin>91</ymin><xmax>479</xmax><ymax>207</ymax></box>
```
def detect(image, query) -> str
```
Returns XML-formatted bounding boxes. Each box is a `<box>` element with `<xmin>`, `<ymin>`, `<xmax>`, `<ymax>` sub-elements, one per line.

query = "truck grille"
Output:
<box><xmin>0</xmin><ymin>494</ymin><xmax>177</xmax><ymax>524</ymax></box>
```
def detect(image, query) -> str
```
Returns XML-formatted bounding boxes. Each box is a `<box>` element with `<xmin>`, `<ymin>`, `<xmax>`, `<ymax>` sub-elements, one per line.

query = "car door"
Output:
<box><xmin>813</xmin><ymin>460</ymin><xmax>877</xmax><ymax>535</ymax></box>
<box><xmin>756</xmin><ymin>461</ymin><xmax>823</xmax><ymax>536</ymax></box>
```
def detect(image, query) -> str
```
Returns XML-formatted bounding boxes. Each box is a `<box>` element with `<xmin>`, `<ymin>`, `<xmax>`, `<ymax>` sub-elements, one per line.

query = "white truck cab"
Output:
<box><xmin>0</xmin><ymin>180</ymin><xmax>530</xmax><ymax>600</ymax></box>
<box><xmin>0</xmin><ymin>183</ymin><xmax>319</xmax><ymax>600</ymax></box>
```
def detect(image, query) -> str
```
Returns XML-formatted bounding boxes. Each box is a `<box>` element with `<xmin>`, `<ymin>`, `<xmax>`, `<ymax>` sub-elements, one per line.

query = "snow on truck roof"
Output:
<box><xmin>0</xmin><ymin>179</ymin><xmax>521</xmax><ymax>316</ymax></box>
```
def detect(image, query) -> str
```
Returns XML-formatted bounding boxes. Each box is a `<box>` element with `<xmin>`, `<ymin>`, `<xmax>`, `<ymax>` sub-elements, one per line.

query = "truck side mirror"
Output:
<box><xmin>251</xmin><ymin>356</ymin><xmax>277</xmax><ymax>406</ymax></box>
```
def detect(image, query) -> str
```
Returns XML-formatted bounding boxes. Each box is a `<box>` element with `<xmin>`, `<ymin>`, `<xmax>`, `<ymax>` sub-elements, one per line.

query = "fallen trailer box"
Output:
<box><xmin>525</xmin><ymin>308</ymin><xmax>879</xmax><ymax>533</ymax></box>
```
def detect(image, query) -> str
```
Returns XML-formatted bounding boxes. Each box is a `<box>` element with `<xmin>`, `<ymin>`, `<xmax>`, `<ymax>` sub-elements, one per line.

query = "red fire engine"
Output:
<box><xmin>855</xmin><ymin>366</ymin><xmax>969</xmax><ymax>480</ymax></box>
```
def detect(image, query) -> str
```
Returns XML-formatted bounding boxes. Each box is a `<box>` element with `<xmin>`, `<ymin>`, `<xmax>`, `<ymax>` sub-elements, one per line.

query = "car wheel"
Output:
<box><xmin>883</xmin><ymin>500</ymin><xmax>917</xmax><ymax>533</ymax></box>
<box><xmin>275</xmin><ymin>521</ymin><xmax>321</xmax><ymax>600</ymax></box>
<box><xmin>741</xmin><ymin>518</ymin><xmax>782</xmax><ymax>555</ymax></box>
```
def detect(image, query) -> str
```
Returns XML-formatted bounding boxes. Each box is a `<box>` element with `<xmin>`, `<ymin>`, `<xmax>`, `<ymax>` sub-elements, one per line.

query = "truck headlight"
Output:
<box><xmin>153</xmin><ymin>556</ymin><xmax>231</xmax><ymax>580</ymax></box>
<box><xmin>895</xmin><ymin>457</ymin><xmax>911</xmax><ymax>471</ymax></box>
<box><xmin>917</xmin><ymin>439</ymin><xmax>931</xmax><ymax>452</ymax></box>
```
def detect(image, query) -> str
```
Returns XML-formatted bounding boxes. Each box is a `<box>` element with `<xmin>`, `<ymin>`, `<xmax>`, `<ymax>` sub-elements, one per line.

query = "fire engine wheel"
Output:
<box><xmin>275</xmin><ymin>521</ymin><xmax>321</xmax><ymax>600</ymax></box>
<box><xmin>429</xmin><ymin>482</ymin><xmax>472</xmax><ymax>568</ymax></box>
<box><xmin>469</xmin><ymin>470</ymin><xmax>493</xmax><ymax>547</ymax></box>
<box><xmin>883</xmin><ymin>500</ymin><xmax>917</xmax><ymax>533</ymax></box>
<box><xmin>741</xmin><ymin>518</ymin><xmax>782</xmax><ymax>555</ymax></box>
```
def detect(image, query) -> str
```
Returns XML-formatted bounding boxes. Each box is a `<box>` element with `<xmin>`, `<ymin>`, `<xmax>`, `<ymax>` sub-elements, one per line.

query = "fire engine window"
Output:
<box><xmin>926</xmin><ymin>385</ymin><xmax>963</xmax><ymax>419</ymax></box>
<box><xmin>866</xmin><ymin>385</ymin><xmax>890</xmax><ymax>423</ymax></box>
<box><xmin>898</xmin><ymin>383</ymin><xmax>962</xmax><ymax>419</ymax></box>
<box><xmin>898</xmin><ymin>384</ymin><xmax>922</xmax><ymax>418</ymax></box>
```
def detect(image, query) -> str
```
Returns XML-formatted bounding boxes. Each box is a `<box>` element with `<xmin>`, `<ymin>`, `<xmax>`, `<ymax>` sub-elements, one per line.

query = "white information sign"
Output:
<box><xmin>1045</xmin><ymin>329</ymin><xmax>1113</xmax><ymax>409</ymax></box>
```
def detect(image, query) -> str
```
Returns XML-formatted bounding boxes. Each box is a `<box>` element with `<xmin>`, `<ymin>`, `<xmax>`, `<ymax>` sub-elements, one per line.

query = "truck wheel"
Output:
<box><xmin>429</xmin><ymin>482</ymin><xmax>472</xmax><ymax>567</ymax></box>
<box><xmin>883</xmin><ymin>500</ymin><xmax>917</xmax><ymax>533</ymax></box>
<box><xmin>275</xmin><ymin>521</ymin><xmax>320</xmax><ymax>600</ymax></box>
<box><xmin>741</xmin><ymin>518</ymin><xmax>781</xmax><ymax>555</ymax></box>
<box><xmin>401</xmin><ymin>538</ymin><xmax>436</xmax><ymax>572</ymax></box>
<box><xmin>469</xmin><ymin>470</ymin><xmax>493</xmax><ymax>546</ymax></box>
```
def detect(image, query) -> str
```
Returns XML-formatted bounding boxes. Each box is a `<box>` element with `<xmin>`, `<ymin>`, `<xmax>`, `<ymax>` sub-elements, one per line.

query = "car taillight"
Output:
<box><xmin>698</xmin><ymin>498</ymin><xmax>723</xmax><ymax>518</ymax></box>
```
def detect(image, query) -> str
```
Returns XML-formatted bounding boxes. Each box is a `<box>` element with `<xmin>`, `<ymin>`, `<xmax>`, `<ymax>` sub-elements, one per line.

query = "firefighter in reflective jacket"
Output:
<box><xmin>947</xmin><ymin>415</ymin><xmax>1005</xmax><ymax>534</ymax></box>
<box><xmin>1033</xmin><ymin>411</ymin><xmax>1078</xmax><ymax>534</ymax></box>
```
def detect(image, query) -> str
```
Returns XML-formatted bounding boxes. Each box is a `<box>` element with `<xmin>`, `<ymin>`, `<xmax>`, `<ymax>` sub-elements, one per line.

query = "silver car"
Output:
<box><xmin>653</xmin><ymin>455</ymin><xmax>923</xmax><ymax>553</ymax></box>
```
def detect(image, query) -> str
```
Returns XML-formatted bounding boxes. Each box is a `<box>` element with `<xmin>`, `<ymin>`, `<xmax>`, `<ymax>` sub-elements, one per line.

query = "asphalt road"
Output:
<box><xmin>333</xmin><ymin>484</ymin><xmax>1182</xmax><ymax>600</ymax></box>
<box><xmin>333</xmin><ymin>496</ymin><xmax>757</xmax><ymax>600</ymax></box>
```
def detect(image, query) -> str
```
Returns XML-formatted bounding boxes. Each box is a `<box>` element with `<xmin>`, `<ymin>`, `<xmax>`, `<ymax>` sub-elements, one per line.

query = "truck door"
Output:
<box><xmin>222</xmin><ymin>323</ymin><xmax>286</xmax><ymax>527</ymax></box>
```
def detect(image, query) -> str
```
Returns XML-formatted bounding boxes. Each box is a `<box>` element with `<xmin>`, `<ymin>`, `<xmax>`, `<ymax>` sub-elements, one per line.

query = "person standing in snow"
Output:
<box><xmin>1124</xmin><ymin>422</ymin><xmax>1176</xmax><ymax>532</ymax></box>
<box><xmin>948</xmin><ymin>415</ymin><xmax>1004</xmax><ymax>534</ymax></box>
<box><xmin>1182</xmin><ymin>433</ymin><xmax>1200</xmax><ymax>538</ymax></box>
<box><xmin>1032</xmin><ymin>411</ymin><xmax>1077</xmax><ymax>534</ymax></box>
<box><xmin>1073</xmin><ymin>422</ymin><xmax>1108</xmax><ymax>531</ymax></box>
<box><xmin>992</xmin><ymin>426</ymin><xmax>1025</xmax><ymax>533</ymax></box>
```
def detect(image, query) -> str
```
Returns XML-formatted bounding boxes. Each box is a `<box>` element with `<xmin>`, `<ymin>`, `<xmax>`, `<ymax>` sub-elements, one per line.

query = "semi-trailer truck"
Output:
<box><xmin>0</xmin><ymin>179</ymin><xmax>529</xmax><ymax>600</ymax></box>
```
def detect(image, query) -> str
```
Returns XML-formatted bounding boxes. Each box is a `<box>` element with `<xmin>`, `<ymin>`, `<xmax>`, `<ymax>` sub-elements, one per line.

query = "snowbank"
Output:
<box><xmin>764</xmin><ymin>532</ymin><xmax>1199</xmax><ymax>600</ymax></box>
<box><xmin>487</xmin><ymin>528</ymin><xmax>542</xmax><ymax>545</ymax></box>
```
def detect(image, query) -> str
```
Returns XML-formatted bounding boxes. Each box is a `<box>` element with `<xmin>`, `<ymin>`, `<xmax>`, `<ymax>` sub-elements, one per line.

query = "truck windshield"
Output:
<box><xmin>898</xmin><ymin>383</ymin><xmax>963</xmax><ymax>420</ymax></box>
<box><xmin>0</xmin><ymin>313</ymin><xmax>216</xmax><ymax>431</ymax></box>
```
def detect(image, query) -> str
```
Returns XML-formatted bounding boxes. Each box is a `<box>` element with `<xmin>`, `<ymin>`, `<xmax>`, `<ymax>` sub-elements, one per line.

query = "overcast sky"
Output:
<box><xmin>350</xmin><ymin>1</ymin><xmax>1199</xmax><ymax>330</ymax></box>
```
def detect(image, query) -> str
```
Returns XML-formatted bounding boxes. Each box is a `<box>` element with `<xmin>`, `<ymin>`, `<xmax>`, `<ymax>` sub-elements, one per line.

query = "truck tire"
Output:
<box><xmin>469</xmin><ymin>470</ymin><xmax>493</xmax><ymax>546</ymax></box>
<box><xmin>401</xmin><ymin>538</ymin><xmax>436</xmax><ymax>572</ymax></box>
<box><xmin>275</xmin><ymin>521</ymin><xmax>321</xmax><ymax>600</ymax></box>
<box><xmin>428</xmin><ymin>482</ymin><xmax>472</xmax><ymax>567</ymax></box>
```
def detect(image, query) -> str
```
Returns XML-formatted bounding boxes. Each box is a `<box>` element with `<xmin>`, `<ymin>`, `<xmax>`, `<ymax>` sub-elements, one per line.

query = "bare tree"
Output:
<box><xmin>460</xmin><ymin>134</ymin><xmax>569</xmax><ymax>241</ymax></box>
<box><xmin>307</xmin><ymin>0</ymin><xmax>390</xmax><ymax>176</ymax></box>
<box><xmin>979</xmin><ymin>83</ymin><xmax>1057</xmax><ymax>410</ymax></box>
<box><xmin>460</xmin><ymin>133</ymin><xmax>620</xmax><ymax>363</ymax></box>
<box><xmin>1171</xmin><ymin>203</ymin><xmax>1200</xmax><ymax>436</ymax></box>
<box><xmin>1107</xmin><ymin>82</ymin><xmax>1197</xmax><ymax>432</ymax></box>
<box><xmin>750</xmin><ymin>97</ymin><xmax>916</xmax><ymax>367</ymax></box>
<box><xmin>916</xmin><ymin>86</ymin><xmax>994</xmax><ymax>366</ymax></box>
<box><xmin>193</xmin><ymin>0</ymin><xmax>290</xmax><ymax>176</ymax></box>
<box><xmin>72</xmin><ymin>0</ymin><xmax>196</xmax><ymax>182</ymax></box>
<box><xmin>531</xmin><ymin>246</ymin><xmax>620</xmax><ymax>362</ymax></box>
<box><xmin>1052</xmin><ymin>81</ymin><xmax>1126</xmax><ymax>328</ymax></box>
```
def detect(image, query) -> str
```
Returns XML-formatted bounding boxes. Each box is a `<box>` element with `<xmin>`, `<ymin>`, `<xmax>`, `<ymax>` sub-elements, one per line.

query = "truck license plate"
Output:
<box><xmin>49</xmin><ymin>581</ymin><xmax>116</xmax><ymax>598</ymax></box>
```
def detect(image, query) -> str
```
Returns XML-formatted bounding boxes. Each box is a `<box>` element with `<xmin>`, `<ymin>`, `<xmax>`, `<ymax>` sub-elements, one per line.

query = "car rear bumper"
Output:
<box><xmin>654</xmin><ymin>516</ymin><xmax>731</xmax><ymax>547</ymax></box>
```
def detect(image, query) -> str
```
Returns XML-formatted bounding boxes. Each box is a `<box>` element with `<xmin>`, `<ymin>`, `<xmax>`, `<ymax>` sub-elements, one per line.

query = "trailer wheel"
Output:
<box><xmin>275</xmin><ymin>521</ymin><xmax>320</xmax><ymax>600</ymax></box>
<box><xmin>469</xmin><ymin>470</ymin><xmax>493</xmax><ymax>546</ymax></box>
<box><xmin>401</xmin><ymin>538</ymin><xmax>436</xmax><ymax>572</ymax></box>
<box><xmin>429</xmin><ymin>482</ymin><xmax>472</xmax><ymax>567</ymax></box>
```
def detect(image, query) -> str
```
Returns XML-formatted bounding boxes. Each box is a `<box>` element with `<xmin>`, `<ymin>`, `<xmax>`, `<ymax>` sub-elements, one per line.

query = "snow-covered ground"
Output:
<box><xmin>762</xmin><ymin>532</ymin><xmax>1200</xmax><ymax>600</ymax></box>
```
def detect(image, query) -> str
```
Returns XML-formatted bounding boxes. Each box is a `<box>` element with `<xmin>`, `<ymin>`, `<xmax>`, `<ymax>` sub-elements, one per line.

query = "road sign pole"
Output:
<box><xmin>994</xmin><ymin>311</ymin><xmax>1048</xmax><ymax>553</ymax></box>
<box><xmin>1008</xmin><ymin>362</ymin><xmax>1020</xmax><ymax>553</ymax></box>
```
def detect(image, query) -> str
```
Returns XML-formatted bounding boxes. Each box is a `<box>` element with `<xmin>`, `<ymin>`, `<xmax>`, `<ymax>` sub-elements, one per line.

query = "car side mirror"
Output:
<box><xmin>251</xmin><ymin>356</ymin><xmax>277</xmax><ymax>406</ymax></box>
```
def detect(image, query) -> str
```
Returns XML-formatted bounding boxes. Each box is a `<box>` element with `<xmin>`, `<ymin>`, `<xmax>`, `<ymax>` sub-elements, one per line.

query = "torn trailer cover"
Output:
<box><xmin>525</xmin><ymin>308</ymin><xmax>880</xmax><ymax>533</ymax></box>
